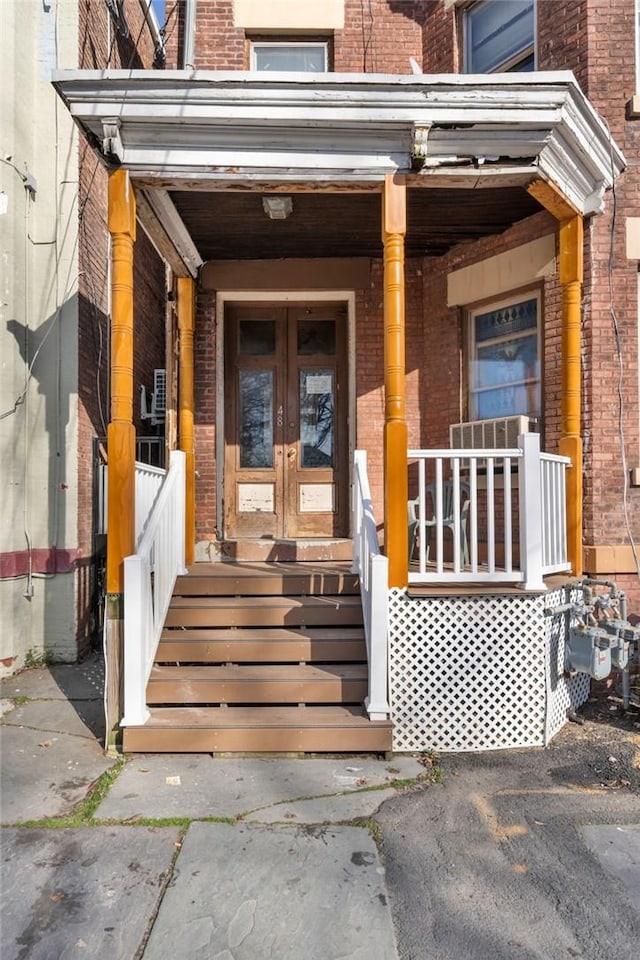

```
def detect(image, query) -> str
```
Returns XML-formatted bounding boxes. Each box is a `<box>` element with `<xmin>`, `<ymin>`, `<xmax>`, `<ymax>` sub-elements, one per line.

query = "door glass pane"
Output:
<box><xmin>239</xmin><ymin>370</ymin><xmax>273</xmax><ymax>468</ymax></box>
<box><xmin>300</xmin><ymin>370</ymin><xmax>334</xmax><ymax>468</ymax></box>
<box><xmin>239</xmin><ymin>320</ymin><xmax>275</xmax><ymax>356</ymax></box>
<box><xmin>297</xmin><ymin>320</ymin><xmax>336</xmax><ymax>355</ymax></box>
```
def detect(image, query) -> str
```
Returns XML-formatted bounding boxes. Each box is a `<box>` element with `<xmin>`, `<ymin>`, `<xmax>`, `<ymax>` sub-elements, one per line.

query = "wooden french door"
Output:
<box><xmin>224</xmin><ymin>302</ymin><xmax>348</xmax><ymax>539</ymax></box>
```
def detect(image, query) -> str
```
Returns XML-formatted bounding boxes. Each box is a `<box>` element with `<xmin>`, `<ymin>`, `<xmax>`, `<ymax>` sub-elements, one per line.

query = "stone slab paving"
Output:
<box><xmin>142</xmin><ymin>821</ymin><xmax>399</xmax><ymax>960</ymax></box>
<box><xmin>96</xmin><ymin>756</ymin><xmax>424</xmax><ymax>822</ymax></box>
<box><xmin>0</xmin><ymin>719</ymin><xmax>115</xmax><ymax>824</ymax></box>
<box><xmin>0</xmin><ymin>826</ymin><xmax>180</xmax><ymax>960</ymax></box>
<box><xmin>0</xmin><ymin>657</ymin><xmax>112</xmax><ymax>824</ymax></box>
<box><xmin>581</xmin><ymin>824</ymin><xmax>640</xmax><ymax>911</ymax></box>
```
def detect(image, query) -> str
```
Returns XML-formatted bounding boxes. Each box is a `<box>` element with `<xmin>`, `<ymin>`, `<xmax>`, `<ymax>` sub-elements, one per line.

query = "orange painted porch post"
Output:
<box><xmin>105</xmin><ymin>169</ymin><xmax>136</xmax><ymax>740</ymax></box>
<box><xmin>382</xmin><ymin>174</ymin><xmax>408</xmax><ymax>588</ymax></box>
<box><xmin>106</xmin><ymin>169</ymin><xmax>136</xmax><ymax>592</ymax></box>
<box><xmin>177</xmin><ymin>277</ymin><xmax>196</xmax><ymax>566</ymax></box>
<box><xmin>527</xmin><ymin>181</ymin><xmax>584</xmax><ymax>576</ymax></box>
<box><xmin>558</xmin><ymin>214</ymin><xmax>584</xmax><ymax>576</ymax></box>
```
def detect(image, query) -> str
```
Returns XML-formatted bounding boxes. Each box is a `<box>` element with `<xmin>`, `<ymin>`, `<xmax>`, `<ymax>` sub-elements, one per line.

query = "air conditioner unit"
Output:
<box><xmin>449</xmin><ymin>415</ymin><xmax>538</xmax><ymax>450</ymax></box>
<box><xmin>140</xmin><ymin>368</ymin><xmax>166</xmax><ymax>426</ymax></box>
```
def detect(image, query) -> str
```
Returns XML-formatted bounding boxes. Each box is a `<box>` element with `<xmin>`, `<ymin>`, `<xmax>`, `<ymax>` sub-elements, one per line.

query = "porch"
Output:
<box><xmin>118</xmin><ymin>436</ymin><xmax>583</xmax><ymax>753</ymax></box>
<box><xmin>52</xmin><ymin>69</ymin><xmax>624</xmax><ymax>750</ymax></box>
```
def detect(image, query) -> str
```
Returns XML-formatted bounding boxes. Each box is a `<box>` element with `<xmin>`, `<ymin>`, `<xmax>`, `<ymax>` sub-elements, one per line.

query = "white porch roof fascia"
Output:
<box><xmin>52</xmin><ymin>69</ymin><xmax>625</xmax><ymax>216</ymax></box>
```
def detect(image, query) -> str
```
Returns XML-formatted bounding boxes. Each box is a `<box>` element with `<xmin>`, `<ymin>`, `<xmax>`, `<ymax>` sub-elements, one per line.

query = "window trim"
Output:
<box><xmin>462</xmin><ymin>0</ymin><xmax>536</xmax><ymax>74</ymax></box>
<box><xmin>465</xmin><ymin>287</ymin><xmax>543</xmax><ymax>423</ymax></box>
<box><xmin>249</xmin><ymin>40</ymin><xmax>330</xmax><ymax>72</ymax></box>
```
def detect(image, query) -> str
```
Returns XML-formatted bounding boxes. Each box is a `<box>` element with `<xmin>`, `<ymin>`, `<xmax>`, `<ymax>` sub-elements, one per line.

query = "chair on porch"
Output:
<box><xmin>409</xmin><ymin>480</ymin><xmax>471</xmax><ymax>566</ymax></box>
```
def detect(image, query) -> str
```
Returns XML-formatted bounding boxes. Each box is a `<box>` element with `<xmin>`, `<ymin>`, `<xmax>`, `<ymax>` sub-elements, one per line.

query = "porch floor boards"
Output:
<box><xmin>123</xmin><ymin>560</ymin><xmax>391</xmax><ymax>754</ymax></box>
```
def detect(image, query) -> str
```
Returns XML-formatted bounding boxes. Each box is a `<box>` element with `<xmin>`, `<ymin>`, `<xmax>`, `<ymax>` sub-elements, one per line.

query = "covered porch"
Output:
<box><xmin>54</xmin><ymin>69</ymin><xmax>624</xmax><ymax>751</ymax></box>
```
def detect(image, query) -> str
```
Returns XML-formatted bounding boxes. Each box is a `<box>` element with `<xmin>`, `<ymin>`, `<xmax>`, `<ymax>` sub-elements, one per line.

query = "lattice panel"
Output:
<box><xmin>389</xmin><ymin>589</ymin><xmax>547</xmax><ymax>752</ymax></box>
<box><xmin>544</xmin><ymin>585</ymin><xmax>590</xmax><ymax>744</ymax></box>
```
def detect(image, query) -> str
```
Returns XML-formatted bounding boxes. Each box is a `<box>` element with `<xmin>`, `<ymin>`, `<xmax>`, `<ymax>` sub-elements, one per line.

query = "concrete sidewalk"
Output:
<box><xmin>0</xmin><ymin>656</ymin><xmax>422</xmax><ymax>959</ymax></box>
<box><xmin>2</xmin><ymin>656</ymin><xmax>640</xmax><ymax>960</ymax></box>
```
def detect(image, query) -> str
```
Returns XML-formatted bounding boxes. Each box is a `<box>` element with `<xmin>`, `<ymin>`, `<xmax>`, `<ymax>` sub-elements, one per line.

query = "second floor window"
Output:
<box><xmin>250</xmin><ymin>42</ymin><xmax>329</xmax><ymax>72</ymax></box>
<box><xmin>464</xmin><ymin>0</ymin><xmax>535</xmax><ymax>73</ymax></box>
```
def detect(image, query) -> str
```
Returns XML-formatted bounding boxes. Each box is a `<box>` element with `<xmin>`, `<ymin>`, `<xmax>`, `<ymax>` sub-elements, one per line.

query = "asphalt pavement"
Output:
<box><xmin>1</xmin><ymin>655</ymin><xmax>639</xmax><ymax>959</ymax></box>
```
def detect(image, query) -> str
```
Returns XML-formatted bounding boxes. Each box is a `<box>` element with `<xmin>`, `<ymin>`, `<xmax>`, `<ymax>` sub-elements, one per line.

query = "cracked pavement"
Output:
<box><xmin>1</xmin><ymin>656</ymin><xmax>639</xmax><ymax>959</ymax></box>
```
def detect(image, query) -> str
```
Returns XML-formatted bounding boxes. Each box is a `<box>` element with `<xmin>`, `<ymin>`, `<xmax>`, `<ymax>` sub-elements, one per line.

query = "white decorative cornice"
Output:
<box><xmin>52</xmin><ymin>70</ymin><xmax>625</xmax><ymax>215</ymax></box>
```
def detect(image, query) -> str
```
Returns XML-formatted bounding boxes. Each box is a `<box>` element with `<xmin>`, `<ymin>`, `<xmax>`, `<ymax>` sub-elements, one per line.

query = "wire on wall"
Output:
<box><xmin>603</xmin><ymin>118</ymin><xmax>640</xmax><ymax>579</ymax></box>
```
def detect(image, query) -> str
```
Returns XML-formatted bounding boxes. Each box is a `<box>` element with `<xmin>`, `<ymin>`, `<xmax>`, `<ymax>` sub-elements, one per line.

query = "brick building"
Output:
<box><xmin>2</xmin><ymin>0</ymin><xmax>638</xmax><ymax>752</ymax></box>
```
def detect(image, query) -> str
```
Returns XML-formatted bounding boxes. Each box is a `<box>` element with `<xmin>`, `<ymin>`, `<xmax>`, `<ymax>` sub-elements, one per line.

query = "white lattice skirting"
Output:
<box><xmin>389</xmin><ymin>586</ymin><xmax>589</xmax><ymax>753</ymax></box>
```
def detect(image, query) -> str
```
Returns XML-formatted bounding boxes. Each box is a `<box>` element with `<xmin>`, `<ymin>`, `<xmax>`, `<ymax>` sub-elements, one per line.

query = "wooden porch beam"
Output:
<box><xmin>177</xmin><ymin>277</ymin><xmax>196</xmax><ymax>566</ymax></box>
<box><xmin>382</xmin><ymin>174</ymin><xmax>409</xmax><ymax>588</ymax></box>
<box><xmin>529</xmin><ymin>179</ymin><xmax>584</xmax><ymax>576</ymax></box>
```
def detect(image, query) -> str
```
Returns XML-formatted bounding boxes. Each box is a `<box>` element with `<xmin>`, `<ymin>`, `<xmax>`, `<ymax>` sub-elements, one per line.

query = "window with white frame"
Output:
<box><xmin>467</xmin><ymin>291</ymin><xmax>541</xmax><ymax>421</ymax></box>
<box><xmin>250</xmin><ymin>41</ymin><xmax>329</xmax><ymax>72</ymax></box>
<box><xmin>463</xmin><ymin>0</ymin><xmax>535</xmax><ymax>73</ymax></box>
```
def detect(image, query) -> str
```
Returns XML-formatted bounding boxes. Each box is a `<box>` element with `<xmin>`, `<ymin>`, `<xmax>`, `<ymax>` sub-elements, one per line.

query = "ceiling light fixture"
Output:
<box><xmin>262</xmin><ymin>196</ymin><xmax>293</xmax><ymax>220</ymax></box>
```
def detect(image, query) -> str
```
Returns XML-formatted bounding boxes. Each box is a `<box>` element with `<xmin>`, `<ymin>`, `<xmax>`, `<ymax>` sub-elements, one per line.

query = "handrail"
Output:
<box><xmin>408</xmin><ymin>434</ymin><xmax>571</xmax><ymax>588</ymax></box>
<box><xmin>122</xmin><ymin>451</ymin><xmax>187</xmax><ymax>727</ymax></box>
<box><xmin>134</xmin><ymin>460</ymin><xmax>166</xmax><ymax>545</ymax></box>
<box><xmin>352</xmin><ymin>450</ymin><xmax>390</xmax><ymax>720</ymax></box>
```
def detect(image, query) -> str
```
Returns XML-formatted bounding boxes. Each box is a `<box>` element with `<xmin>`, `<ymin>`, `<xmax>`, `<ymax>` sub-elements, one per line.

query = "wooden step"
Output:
<box><xmin>147</xmin><ymin>664</ymin><xmax>368</xmax><ymax>705</ymax></box>
<box><xmin>165</xmin><ymin>595</ymin><xmax>364</xmax><ymax>628</ymax></box>
<box><xmin>122</xmin><ymin>706</ymin><xmax>392</xmax><ymax>753</ymax></box>
<box><xmin>175</xmin><ymin>562</ymin><xmax>360</xmax><ymax>597</ymax></box>
<box><xmin>156</xmin><ymin>627</ymin><xmax>366</xmax><ymax>663</ymax></box>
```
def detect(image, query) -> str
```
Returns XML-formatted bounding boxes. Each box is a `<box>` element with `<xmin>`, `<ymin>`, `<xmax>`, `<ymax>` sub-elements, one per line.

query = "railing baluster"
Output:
<box><xmin>418</xmin><ymin>456</ymin><xmax>426</xmax><ymax>574</ymax></box>
<box><xmin>452</xmin><ymin>457</ymin><xmax>461</xmax><ymax>574</ymax></box>
<box><xmin>469</xmin><ymin>457</ymin><xmax>478</xmax><ymax>573</ymax></box>
<box><xmin>435</xmin><ymin>457</ymin><xmax>443</xmax><ymax>574</ymax></box>
<box><xmin>486</xmin><ymin>457</ymin><xmax>495</xmax><ymax>573</ymax></box>
<box><xmin>504</xmin><ymin>456</ymin><xmax>512</xmax><ymax>573</ymax></box>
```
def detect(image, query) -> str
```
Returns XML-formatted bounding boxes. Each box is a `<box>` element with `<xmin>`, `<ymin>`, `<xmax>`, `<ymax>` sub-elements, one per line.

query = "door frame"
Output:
<box><xmin>215</xmin><ymin>290</ymin><xmax>357</xmax><ymax>541</ymax></box>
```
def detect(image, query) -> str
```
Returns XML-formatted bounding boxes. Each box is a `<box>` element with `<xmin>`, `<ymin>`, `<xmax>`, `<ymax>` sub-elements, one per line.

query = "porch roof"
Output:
<box><xmin>53</xmin><ymin>70</ymin><xmax>624</xmax><ymax>274</ymax></box>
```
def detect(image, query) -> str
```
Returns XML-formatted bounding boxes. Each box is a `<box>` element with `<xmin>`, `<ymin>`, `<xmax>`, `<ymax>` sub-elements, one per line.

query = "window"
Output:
<box><xmin>467</xmin><ymin>291</ymin><xmax>541</xmax><ymax>421</ymax></box>
<box><xmin>250</xmin><ymin>41</ymin><xmax>329</xmax><ymax>72</ymax></box>
<box><xmin>464</xmin><ymin>0</ymin><xmax>535</xmax><ymax>73</ymax></box>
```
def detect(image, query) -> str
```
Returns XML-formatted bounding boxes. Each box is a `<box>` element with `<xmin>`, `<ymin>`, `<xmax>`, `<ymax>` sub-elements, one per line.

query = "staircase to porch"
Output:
<box><xmin>122</xmin><ymin>562</ymin><xmax>392</xmax><ymax>753</ymax></box>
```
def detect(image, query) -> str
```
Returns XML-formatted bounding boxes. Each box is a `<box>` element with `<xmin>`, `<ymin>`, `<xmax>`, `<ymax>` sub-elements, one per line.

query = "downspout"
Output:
<box><xmin>183</xmin><ymin>0</ymin><xmax>197</xmax><ymax>70</ymax></box>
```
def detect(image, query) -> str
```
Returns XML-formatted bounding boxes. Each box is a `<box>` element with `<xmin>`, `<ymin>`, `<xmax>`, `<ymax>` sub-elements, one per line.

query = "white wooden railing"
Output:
<box><xmin>352</xmin><ymin>450</ymin><xmax>390</xmax><ymax>721</ymax></box>
<box><xmin>408</xmin><ymin>433</ymin><xmax>571</xmax><ymax>589</ymax></box>
<box><xmin>135</xmin><ymin>461</ymin><xmax>165</xmax><ymax>545</ymax></box>
<box><xmin>540</xmin><ymin>452</ymin><xmax>570</xmax><ymax>574</ymax></box>
<box><xmin>122</xmin><ymin>451</ymin><xmax>187</xmax><ymax>727</ymax></box>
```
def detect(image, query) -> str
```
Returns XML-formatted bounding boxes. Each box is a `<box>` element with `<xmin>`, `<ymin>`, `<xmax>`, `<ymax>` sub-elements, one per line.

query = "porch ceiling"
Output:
<box><xmin>167</xmin><ymin>186</ymin><xmax>543</xmax><ymax>260</ymax></box>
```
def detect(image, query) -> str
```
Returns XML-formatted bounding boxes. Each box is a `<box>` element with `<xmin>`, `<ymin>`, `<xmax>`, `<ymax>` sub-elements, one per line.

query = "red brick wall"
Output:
<box><xmin>76</xmin><ymin>0</ymin><xmax>165</xmax><ymax>649</ymax></box>
<box><xmin>194</xmin><ymin>291</ymin><xmax>218</xmax><ymax>542</ymax></box>
<box><xmin>335</xmin><ymin>0</ymin><xmax>424</xmax><ymax>73</ymax></box>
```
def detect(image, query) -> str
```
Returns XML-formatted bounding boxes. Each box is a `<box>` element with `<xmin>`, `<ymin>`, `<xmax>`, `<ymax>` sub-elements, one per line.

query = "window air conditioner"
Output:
<box><xmin>449</xmin><ymin>415</ymin><xmax>537</xmax><ymax>450</ymax></box>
